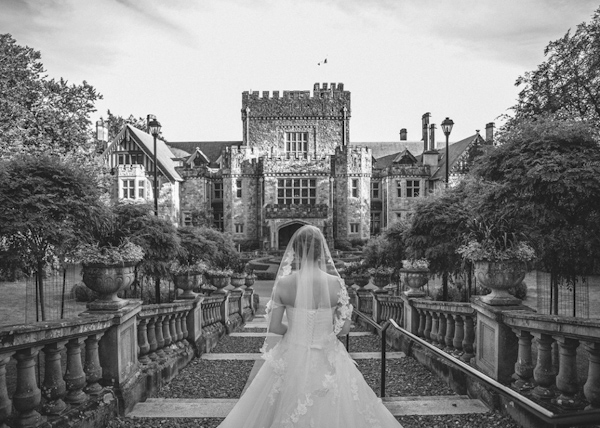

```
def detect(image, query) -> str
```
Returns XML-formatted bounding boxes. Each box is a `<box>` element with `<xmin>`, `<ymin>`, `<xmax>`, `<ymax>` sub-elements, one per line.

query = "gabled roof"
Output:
<box><xmin>352</xmin><ymin>141</ymin><xmax>425</xmax><ymax>159</ymax></box>
<box><xmin>429</xmin><ymin>133</ymin><xmax>485</xmax><ymax>181</ymax></box>
<box><xmin>185</xmin><ymin>148</ymin><xmax>211</xmax><ymax>167</ymax></box>
<box><xmin>166</xmin><ymin>141</ymin><xmax>241</xmax><ymax>167</ymax></box>
<box><xmin>103</xmin><ymin>125</ymin><xmax>182</xmax><ymax>182</ymax></box>
<box><xmin>392</xmin><ymin>148</ymin><xmax>418</xmax><ymax>165</ymax></box>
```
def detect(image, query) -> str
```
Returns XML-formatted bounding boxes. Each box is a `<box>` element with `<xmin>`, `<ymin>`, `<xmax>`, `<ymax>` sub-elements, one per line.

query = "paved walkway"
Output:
<box><xmin>129</xmin><ymin>315</ymin><xmax>489</xmax><ymax>419</ymax></box>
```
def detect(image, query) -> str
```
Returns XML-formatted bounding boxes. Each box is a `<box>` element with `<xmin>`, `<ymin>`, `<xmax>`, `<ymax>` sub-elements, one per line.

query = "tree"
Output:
<box><xmin>102</xmin><ymin>110</ymin><xmax>167</xmax><ymax>142</ymax></box>
<box><xmin>403</xmin><ymin>182</ymin><xmax>472</xmax><ymax>300</ymax></box>
<box><xmin>0</xmin><ymin>34</ymin><xmax>101</xmax><ymax>159</ymax></box>
<box><xmin>0</xmin><ymin>154</ymin><xmax>107</xmax><ymax>319</ymax></box>
<box><xmin>471</xmin><ymin>116</ymin><xmax>600</xmax><ymax>314</ymax></box>
<box><xmin>362</xmin><ymin>221</ymin><xmax>407</xmax><ymax>270</ymax></box>
<box><xmin>511</xmin><ymin>7</ymin><xmax>600</xmax><ymax>126</ymax></box>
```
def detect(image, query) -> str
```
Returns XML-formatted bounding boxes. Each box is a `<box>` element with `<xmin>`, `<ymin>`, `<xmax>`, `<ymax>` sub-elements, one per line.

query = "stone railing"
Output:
<box><xmin>501</xmin><ymin>310</ymin><xmax>600</xmax><ymax>410</ymax></box>
<box><xmin>0</xmin><ymin>311</ymin><xmax>118</xmax><ymax>427</ymax></box>
<box><xmin>356</xmin><ymin>289</ymin><xmax>373</xmax><ymax>317</ymax></box>
<box><xmin>373</xmin><ymin>295</ymin><xmax>403</xmax><ymax>327</ymax></box>
<box><xmin>0</xmin><ymin>288</ymin><xmax>255</xmax><ymax>427</ymax></box>
<box><xmin>405</xmin><ymin>299</ymin><xmax>476</xmax><ymax>363</ymax></box>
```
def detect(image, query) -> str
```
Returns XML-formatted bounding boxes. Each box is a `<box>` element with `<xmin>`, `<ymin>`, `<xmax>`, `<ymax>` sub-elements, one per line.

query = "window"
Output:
<box><xmin>236</xmin><ymin>180</ymin><xmax>242</xmax><ymax>198</ymax></box>
<box><xmin>285</xmin><ymin>132</ymin><xmax>308</xmax><ymax>155</ymax></box>
<box><xmin>407</xmin><ymin>180</ymin><xmax>420</xmax><ymax>197</ymax></box>
<box><xmin>349</xmin><ymin>223</ymin><xmax>360</xmax><ymax>234</ymax></box>
<box><xmin>122</xmin><ymin>179</ymin><xmax>135</xmax><ymax>199</ymax></box>
<box><xmin>277</xmin><ymin>178</ymin><xmax>316</xmax><ymax>205</ymax></box>
<box><xmin>371</xmin><ymin>182</ymin><xmax>380</xmax><ymax>199</ymax></box>
<box><xmin>138</xmin><ymin>180</ymin><xmax>145</xmax><ymax>198</ymax></box>
<box><xmin>213</xmin><ymin>182</ymin><xmax>223</xmax><ymax>199</ymax></box>
<box><xmin>370</xmin><ymin>212</ymin><xmax>381</xmax><ymax>235</ymax></box>
<box><xmin>351</xmin><ymin>179</ymin><xmax>359</xmax><ymax>198</ymax></box>
<box><xmin>183</xmin><ymin>211</ymin><xmax>193</xmax><ymax>227</ymax></box>
<box><xmin>213</xmin><ymin>212</ymin><xmax>224</xmax><ymax>231</ymax></box>
<box><xmin>235</xmin><ymin>223</ymin><xmax>244</xmax><ymax>234</ymax></box>
<box><xmin>396</xmin><ymin>180</ymin><xmax>402</xmax><ymax>198</ymax></box>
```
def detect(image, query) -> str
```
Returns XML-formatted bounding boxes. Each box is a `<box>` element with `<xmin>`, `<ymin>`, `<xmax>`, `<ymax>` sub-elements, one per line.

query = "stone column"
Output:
<box><xmin>64</xmin><ymin>337</ymin><xmax>87</xmax><ymax>405</ymax></box>
<box><xmin>437</xmin><ymin>313</ymin><xmax>447</xmax><ymax>349</ymax></box>
<box><xmin>461</xmin><ymin>315</ymin><xmax>475</xmax><ymax>362</ymax></box>
<box><xmin>0</xmin><ymin>352</ymin><xmax>14</xmax><ymax>428</ymax></box>
<box><xmin>137</xmin><ymin>318</ymin><xmax>151</xmax><ymax>363</ymax></box>
<box><xmin>452</xmin><ymin>315</ymin><xmax>464</xmax><ymax>355</ymax></box>
<box><xmin>554</xmin><ymin>337</ymin><xmax>581</xmax><ymax>408</ymax></box>
<box><xmin>444</xmin><ymin>315</ymin><xmax>455</xmax><ymax>352</ymax></box>
<box><xmin>512</xmin><ymin>329</ymin><xmax>534</xmax><ymax>391</ymax></box>
<box><xmin>147</xmin><ymin>317</ymin><xmax>158</xmax><ymax>361</ymax></box>
<box><xmin>472</xmin><ymin>298</ymin><xmax>531</xmax><ymax>384</ymax></box>
<box><xmin>186</xmin><ymin>296</ymin><xmax>204</xmax><ymax>354</ymax></box>
<box><xmin>84</xmin><ymin>333</ymin><xmax>105</xmax><ymax>396</ymax></box>
<box><xmin>532</xmin><ymin>333</ymin><xmax>556</xmax><ymax>400</ymax></box>
<box><xmin>13</xmin><ymin>346</ymin><xmax>44</xmax><ymax>427</ymax></box>
<box><xmin>584</xmin><ymin>342</ymin><xmax>600</xmax><ymax>410</ymax></box>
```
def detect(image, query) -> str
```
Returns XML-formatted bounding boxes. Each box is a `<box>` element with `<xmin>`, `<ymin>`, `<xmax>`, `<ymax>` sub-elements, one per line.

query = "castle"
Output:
<box><xmin>100</xmin><ymin>83</ymin><xmax>493</xmax><ymax>250</ymax></box>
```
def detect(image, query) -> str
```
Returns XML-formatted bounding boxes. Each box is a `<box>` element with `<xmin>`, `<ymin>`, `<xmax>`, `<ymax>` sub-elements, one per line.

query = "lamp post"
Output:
<box><xmin>440</xmin><ymin>117</ymin><xmax>454</xmax><ymax>188</ymax></box>
<box><xmin>148</xmin><ymin>117</ymin><xmax>162</xmax><ymax>216</ymax></box>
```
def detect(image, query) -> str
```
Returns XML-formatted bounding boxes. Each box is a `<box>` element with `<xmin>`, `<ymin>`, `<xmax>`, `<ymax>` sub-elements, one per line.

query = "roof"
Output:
<box><xmin>103</xmin><ymin>125</ymin><xmax>183</xmax><ymax>182</ymax></box>
<box><xmin>429</xmin><ymin>133</ymin><xmax>484</xmax><ymax>181</ymax></box>
<box><xmin>351</xmin><ymin>141</ymin><xmax>425</xmax><ymax>159</ymax></box>
<box><xmin>166</xmin><ymin>141</ymin><xmax>241</xmax><ymax>167</ymax></box>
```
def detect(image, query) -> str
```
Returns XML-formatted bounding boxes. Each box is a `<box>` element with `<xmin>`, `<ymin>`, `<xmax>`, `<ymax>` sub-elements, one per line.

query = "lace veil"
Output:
<box><xmin>262</xmin><ymin>225</ymin><xmax>343</xmax><ymax>353</ymax></box>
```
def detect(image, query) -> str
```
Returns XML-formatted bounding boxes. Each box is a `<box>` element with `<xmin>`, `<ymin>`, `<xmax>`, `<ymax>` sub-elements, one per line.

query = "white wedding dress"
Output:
<box><xmin>217</xmin><ymin>287</ymin><xmax>403</xmax><ymax>428</ymax></box>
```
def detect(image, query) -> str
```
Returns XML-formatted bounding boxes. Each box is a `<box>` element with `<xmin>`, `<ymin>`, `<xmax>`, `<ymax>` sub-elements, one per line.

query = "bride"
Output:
<box><xmin>218</xmin><ymin>225</ymin><xmax>402</xmax><ymax>427</ymax></box>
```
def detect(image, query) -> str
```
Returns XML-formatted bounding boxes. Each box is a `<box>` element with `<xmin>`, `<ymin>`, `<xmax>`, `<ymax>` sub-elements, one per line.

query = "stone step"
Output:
<box><xmin>231</xmin><ymin>331</ymin><xmax>374</xmax><ymax>337</ymax></box>
<box><xmin>201</xmin><ymin>352</ymin><xmax>406</xmax><ymax>360</ymax></box>
<box><xmin>127</xmin><ymin>395</ymin><xmax>489</xmax><ymax>418</ymax></box>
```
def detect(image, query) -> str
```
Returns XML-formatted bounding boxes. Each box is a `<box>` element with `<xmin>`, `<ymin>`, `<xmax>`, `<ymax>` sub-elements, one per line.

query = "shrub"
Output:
<box><xmin>335</xmin><ymin>239</ymin><xmax>353</xmax><ymax>251</ymax></box>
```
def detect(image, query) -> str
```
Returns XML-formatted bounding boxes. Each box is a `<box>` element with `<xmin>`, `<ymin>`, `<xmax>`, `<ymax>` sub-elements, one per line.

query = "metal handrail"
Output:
<box><xmin>386</xmin><ymin>318</ymin><xmax>600</xmax><ymax>427</ymax></box>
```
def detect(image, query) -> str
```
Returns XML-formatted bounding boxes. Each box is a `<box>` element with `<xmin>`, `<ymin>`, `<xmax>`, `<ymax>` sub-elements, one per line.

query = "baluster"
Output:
<box><xmin>147</xmin><ymin>317</ymin><xmax>158</xmax><ymax>360</ymax></box>
<box><xmin>512</xmin><ymin>329</ymin><xmax>534</xmax><ymax>391</ymax></box>
<box><xmin>175</xmin><ymin>312</ymin><xmax>184</xmax><ymax>343</ymax></box>
<box><xmin>423</xmin><ymin>311</ymin><xmax>432</xmax><ymax>342</ymax></box>
<box><xmin>452</xmin><ymin>315</ymin><xmax>464</xmax><ymax>356</ymax></box>
<box><xmin>169</xmin><ymin>313</ymin><xmax>178</xmax><ymax>347</ymax></box>
<box><xmin>64</xmin><ymin>337</ymin><xmax>87</xmax><ymax>405</ymax></box>
<box><xmin>461</xmin><ymin>315</ymin><xmax>475</xmax><ymax>362</ymax></box>
<box><xmin>417</xmin><ymin>309</ymin><xmax>426</xmax><ymax>339</ymax></box>
<box><xmin>444</xmin><ymin>314</ymin><xmax>455</xmax><ymax>352</ymax></box>
<box><xmin>437</xmin><ymin>313</ymin><xmax>447</xmax><ymax>349</ymax></box>
<box><xmin>532</xmin><ymin>333</ymin><xmax>556</xmax><ymax>400</ymax></box>
<box><xmin>553</xmin><ymin>337</ymin><xmax>581</xmax><ymax>408</ymax></box>
<box><xmin>41</xmin><ymin>341</ymin><xmax>67</xmax><ymax>415</ymax></box>
<box><xmin>181</xmin><ymin>311</ymin><xmax>190</xmax><ymax>343</ymax></box>
<box><xmin>13</xmin><ymin>346</ymin><xmax>44</xmax><ymax>427</ymax></box>
<box><xmin>155</xmin><ymin>315</ymin><xmax>167</xmax><ymax>359</ymax></box>
<box><xmin>584</xmin><ymin>342</ymin><xmax>600</xmax><ymax>409</ymax></box>
<box><xmin>430</xmin><ymin>312</ymin><xmax>439</xmax><ymax>346</ymax></box>
<box><xmin>0</xmin><ymin>352</ymin><xmax>15</xmax><ymax>428</ymax></box>
<box><xmin>162</xmin><ymin>314</ymin><xmax>173</xmax><ymax>354</ymax></box>
<box><xmin>137</xmin><ymin>318</ymin><xmax>151</xmax><ymax>364</ymax></box>
<box><xmin>84</xmin><ymin>333</ymin><xmax>104</xmax><ymax>396</ymax></box>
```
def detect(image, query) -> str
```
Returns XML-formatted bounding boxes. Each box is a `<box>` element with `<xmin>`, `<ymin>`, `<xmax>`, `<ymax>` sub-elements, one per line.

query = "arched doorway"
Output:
<box><xmin>278</xmin><ymin>223</ymin><xmax>305</xmax><ymax>250</ymax></box>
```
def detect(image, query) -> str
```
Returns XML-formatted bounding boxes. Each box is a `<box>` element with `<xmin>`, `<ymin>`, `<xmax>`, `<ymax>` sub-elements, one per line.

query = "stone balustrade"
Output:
<box><xmin>356</xmin><ymin>290</ymin><xmax>373</xmax><ymax>317</ymax></box>
<box><xmin>502</xmin><ymin>311</ymin><xmax>600</xmax><ymax>410</ymax></box>
<box><xmin>373</xmin><ymin>295</ymin><xmax>403</xmax><ymax>327</ymax></box>
<box><xmin>137</xmin><ymin>302</ymin><xmax>194</xmax><ymax>364</ymax></box>
<box><xmin>406</xmin><ymin>299</ymin><xmax>476</xmax><ymax>362</ymax></box>
<box><xmin>0</xmin><ymin>314</ymin><xmax>115</xmax><ymax>427</ymax></box>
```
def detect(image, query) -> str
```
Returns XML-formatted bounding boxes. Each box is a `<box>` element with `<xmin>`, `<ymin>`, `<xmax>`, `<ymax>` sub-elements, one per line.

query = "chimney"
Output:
<box><xmin>399</xmin><ymin>128</ymin><xmax>407</xmax><ymax>141</ymax></box>
<box><xmin>146</xmin><ymin>114</ymin><xmax>156</xmax><ymax>133</ymax></box>
<box><xmin>95</xmin><ymin>118</ymin><xmax>108</xmax><ymax>142</ymax></box>
<box><xmin>486</xmin><ymin>122</ymin><xmax>495</xmax><ymax>144</ymax></box>
<box><xmin>429</xmin><ymin>124</ymin><xmax>436</xmax><ymax>151</ymax></box>
<box><xmin>422</xmin><ymin>112</ymin><xmax>431</xmax><ymax>153</ymax></box>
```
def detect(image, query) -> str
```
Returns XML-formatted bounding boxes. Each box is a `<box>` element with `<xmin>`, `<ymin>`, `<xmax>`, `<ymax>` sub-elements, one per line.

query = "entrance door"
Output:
<box><xmin>278</xmin><ymin>223</ymin><xmax>305</xmax><ymax>249</ymax></box>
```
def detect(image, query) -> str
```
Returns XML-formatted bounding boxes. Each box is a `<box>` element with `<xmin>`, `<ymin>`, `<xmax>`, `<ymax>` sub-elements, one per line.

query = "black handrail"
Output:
<box><xmin>386</xmin><ymin>318</ymin><xmax>600</xmax><ymax>427</ymax></box>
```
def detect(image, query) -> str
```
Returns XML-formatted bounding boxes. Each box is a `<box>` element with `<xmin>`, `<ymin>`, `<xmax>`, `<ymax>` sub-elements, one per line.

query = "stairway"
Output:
<box><xmin>128</xmin><ymin>316</ymin><xmax>489</xmax><ymax>420</ymax></box>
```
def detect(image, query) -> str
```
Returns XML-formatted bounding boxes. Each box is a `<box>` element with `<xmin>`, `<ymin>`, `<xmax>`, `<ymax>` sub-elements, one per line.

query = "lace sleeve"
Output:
<box><xmin>333</xmin><ymin>285</ymin><xmax>353</xmax><ymax>335</ymax></box>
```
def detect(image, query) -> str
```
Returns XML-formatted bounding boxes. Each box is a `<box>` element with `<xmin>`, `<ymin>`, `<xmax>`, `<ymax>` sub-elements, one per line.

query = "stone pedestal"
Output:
<box><xmin>472</xmin><ymin>298</ymin><xmax>532</xmax><ymax>384</ymax></box>
<box><xmin>182</xmin><ymin>296</ymin><xmax>204</xmax><ymax>354</ymax></box>
<box><xmin>83</xmin><ymin>301</ymin><xmax>142</xmax><ymax>387</ymax></box>
<box><xmin>402</xmin><ymin>295</ymin><xmax>420</xmax><ymax>335</ymax></box>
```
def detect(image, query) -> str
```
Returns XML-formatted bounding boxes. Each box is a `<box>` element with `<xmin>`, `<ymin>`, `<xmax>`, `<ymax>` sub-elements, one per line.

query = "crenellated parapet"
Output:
<box><xmin>242</xmin><ymin>82</ymin><xmax>351</xmax><ymax>119</ymax></box>
<box><xmin>261</xmin><ymin>154</ymin><xmax>332</xmax><ymax>175</ymax></box>
<box><xmin>221</xmin><ymin>145</ymin><xmax>263</xmax><ymax>174</ymax></box>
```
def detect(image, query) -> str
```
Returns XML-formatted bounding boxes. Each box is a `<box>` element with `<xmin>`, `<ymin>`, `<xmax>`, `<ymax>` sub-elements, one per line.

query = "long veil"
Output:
<box><xmin>262</xmin><ymin>225</ymin><xmax>342</xmax><ymax>354</ymax></box>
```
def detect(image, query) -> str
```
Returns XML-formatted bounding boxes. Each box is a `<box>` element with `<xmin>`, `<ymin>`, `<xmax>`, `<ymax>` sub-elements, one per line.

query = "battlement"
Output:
<box><xmin>335</xmin><ymin>145</ymin><xmax>372</xmax><ymax>156</ymax></box>
<box><xmin>224</xmin><ymin>145</ymin><xmax>260</xmax><ymax>156</ymax></box>
<box><xmin>242</xmin><ymin>83</ymin><xmax>348</xmax><ymax>102</ymax></box>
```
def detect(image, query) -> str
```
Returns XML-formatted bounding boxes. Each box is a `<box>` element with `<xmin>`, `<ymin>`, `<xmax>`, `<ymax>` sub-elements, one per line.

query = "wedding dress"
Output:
<box><xmin>217</xmin><ymin>225</ymin><xmax>402</xmax><ymax>428</ymax></box>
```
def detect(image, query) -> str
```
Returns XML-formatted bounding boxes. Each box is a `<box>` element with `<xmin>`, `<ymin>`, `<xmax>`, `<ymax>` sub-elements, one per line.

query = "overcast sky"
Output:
<box><xmin>1</xmin><ymin>0</ymin><xmax>598</xmax><ymax>143</ymax></box>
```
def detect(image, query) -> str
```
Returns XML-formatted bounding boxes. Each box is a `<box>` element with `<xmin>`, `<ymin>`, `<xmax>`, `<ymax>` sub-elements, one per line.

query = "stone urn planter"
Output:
<box><xmin>209</xmin><ymin>274</ymin><xmax>231</xmax><ymax>294</ymax></box>
<box><xmin>403</xmin><ymin>269</ymin><xmax>429</xmax><ymax>297</ymax></box>
<box><xmin>230</xmin><ymin>273</ymin><xmax>247</xmax><ymax>290</ymax></box>
<box><xmin>245</xmin><ymin>274</ymin><xmax>257</xmax><ymax>289</ymax></box>
<box><xmin>352</xmin><ymin>274</ymin><xmax>371</xmax><ymax>289</ymax></box>
<box><xmin>172</xmin><ymin>272</ymin><xmax>201</xmax><ymax>299</ymax></box>
<box><xmin>371</xmin><ymin>274</ymin><xmax>391</xmax><ymax>293</ymax></box>
<box><xmin>474</xmin><ymin>260</ymin><xmax>526</xmax><ymax>306</ymax></box>
<box><xmin>82</xmin><ymin>262</ymin><xmax>136</xmax><ymax>310</ymax></box>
